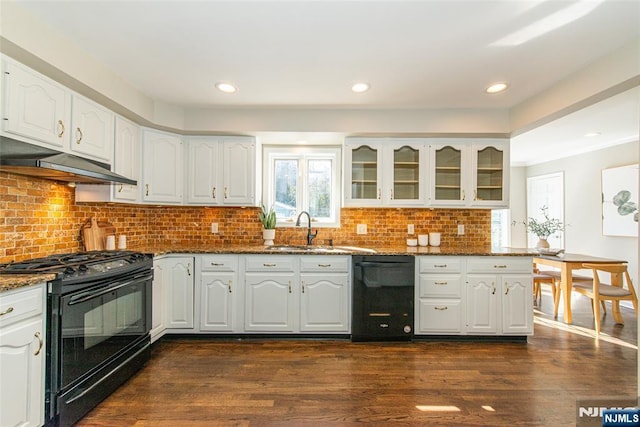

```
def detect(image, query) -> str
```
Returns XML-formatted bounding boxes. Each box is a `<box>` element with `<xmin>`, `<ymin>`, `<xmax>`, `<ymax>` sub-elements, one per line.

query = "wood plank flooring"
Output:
<box><xmin>77</xmin><ymin>292</ymin><xmax>637</xmax><ymax>426</ymax></box>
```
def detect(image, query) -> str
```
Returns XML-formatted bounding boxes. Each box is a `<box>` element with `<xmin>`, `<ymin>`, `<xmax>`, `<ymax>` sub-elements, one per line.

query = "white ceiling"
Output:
<box><xmin>9</xmin><ymin>0</ymin><xmax>640</xmax><ymax>164</ymax></box>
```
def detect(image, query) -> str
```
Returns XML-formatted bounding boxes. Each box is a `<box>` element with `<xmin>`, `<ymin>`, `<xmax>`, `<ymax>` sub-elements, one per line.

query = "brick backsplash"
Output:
<box><xmin>0</xmin><ymin>172</ymin><xmax>491</xmax><ymax>263</ymax></box>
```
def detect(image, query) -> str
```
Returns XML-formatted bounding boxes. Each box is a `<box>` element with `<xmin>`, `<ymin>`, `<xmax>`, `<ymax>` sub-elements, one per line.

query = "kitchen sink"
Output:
<box><xmin>266</xmin><ymin>245</ymin><xmax>375</xmax><ymax>254</ymax></box>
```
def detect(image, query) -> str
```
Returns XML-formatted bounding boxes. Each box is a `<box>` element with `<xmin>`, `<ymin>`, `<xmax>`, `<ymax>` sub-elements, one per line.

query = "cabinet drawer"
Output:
<box><xmin>419</xmin><ymin>274</ymin><xmax>462</xmax><ymax>298</ymax></box>
<box><xmin>417</xmin><ymin>299</ymin><xmax>463</xmax><ymax>334</ymax></box>
<box><xmin>245</xmin><ymin>256</ymin><xmax>296</xmax><ymax>272</ymax></box>
<box><xmin>300</xmin><ymin>256</ymin><xmax>349</xmax><ymax>272</ymax></box>
<box><xmin>418</xmin><ymin>257</ymin><xmax>463</xmax><ymax>273</ymax></box>
<box><xmin>467</xmin><ymin>257</ymin><xmax>532</xmax><ymax>274</ymax></box>
<box><xmin>0</xmin><ymin>284</ymin><xmax>44</xmax><ymax>328</ymax></box>
<box><xmin>200</xmin><ymin>255</ymin><xmax>237</xmax><ymax>272</ymax></box>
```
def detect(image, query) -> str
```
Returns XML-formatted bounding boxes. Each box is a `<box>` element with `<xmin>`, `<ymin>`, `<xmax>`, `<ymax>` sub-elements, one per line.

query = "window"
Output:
<box><xmin>491</xmin><ymin>209</ymin><xmax>510</xmax><ymax>247</ymax></box>
<box><xmin>526</xmin><ymin>172</ymin><xmax>564</xmax><ymax>248</ymax></box>
<box><xmin>263</xmin><ymin>146</ymin><xmax>341</xmax><ymax>227</ymax></box>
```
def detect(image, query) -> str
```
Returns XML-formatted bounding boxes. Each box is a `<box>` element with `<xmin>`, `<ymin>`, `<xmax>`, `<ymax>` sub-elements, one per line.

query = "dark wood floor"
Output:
<box><xmin>78</xmin><ymin>291</ymin><xmax>637</xmax><ymax>426</ymax></box>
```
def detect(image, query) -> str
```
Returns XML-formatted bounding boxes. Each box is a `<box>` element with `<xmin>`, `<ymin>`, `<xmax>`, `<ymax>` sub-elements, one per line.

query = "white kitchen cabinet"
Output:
<box><xmin>186</xmin><ymin>137</ymin><xmax>256</xmax><ymax>206</ymax></box>
<box><xmin>428</xmin><ymin>139</ymin><xmax>509</xmax><ymax>208</ymax></box>
<box><xmin>142</xmin><ymin>129</ymin><xmax>183</xmax><ymax>203</ymax></box>
<box><xmin>162</xmin><ymin>256</ymin><xmax>195</xmax><ymax>330</ymax></box>
<box><xmin>344</xmin><ymin>138</ymin><xmax>427</xmax><ymax>207</ymax></box>
<box><xmin>0</xmin><ymin>283</ymin><xmax>46</xmax><ymax>427</ymax></box>
<box><xmin>415</xmin><ymin>256</ymin><xmax>465</xmax><ymax>334</ymax></box>
<box><xmin>244</xmin><ymin>256</ymin><xmax>297</xmax><ymax>332</ymax></box>
<box><xmin>299</xmin><ymin>256</ymin><xmax>350</xmax><ymax>332</ymax></box>
<box><xmin>75</xmin><ymin>115</ymin><xmax>141</xmax><ymax>203</ymax></box>
<box><xmin>151</xmin><ymin>257</ymin><xmax>167</xmax><ymax>342</ymax></box>
<box><xmin>2</xmin><ymin>57</ymin><xmax>71</xmax><ymax>150</ymax></box>
<box><xmin>199</xmin><ymin>255</ymin><xmax>241</xmax><ymax>332</ymax></box>
<box><xmin>466</xmin><ymin>257</ymin><xmax>533</xmax><ymax>335</ymax></box>
<box><xmin>69</xmin><ymin>95</ymin><xmax>114</xmax><ymax>163</ymax></box>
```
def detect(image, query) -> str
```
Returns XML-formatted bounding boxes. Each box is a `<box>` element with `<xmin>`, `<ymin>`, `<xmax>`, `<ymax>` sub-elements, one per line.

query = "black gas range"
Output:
<box><xmin>0</xmin><ymin>250</ymin><xmax>153</xmax><ymax>427</ymax></box>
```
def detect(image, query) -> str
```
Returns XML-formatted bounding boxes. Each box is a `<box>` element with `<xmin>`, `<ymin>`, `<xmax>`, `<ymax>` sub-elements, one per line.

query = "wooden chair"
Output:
<box><xmin>543</xmin><ymin>270</ymin><xmax>603</xmax><ymax>317</ymax></box>
<box><xmin>533</xmin><ymin>268</ymin><xmax>558</xmax><ymax>315</ymax></box>
<box><xmin>573</xmin><ymin>263</ymin><xmax>638</xmax><ymax>334</ymax></box>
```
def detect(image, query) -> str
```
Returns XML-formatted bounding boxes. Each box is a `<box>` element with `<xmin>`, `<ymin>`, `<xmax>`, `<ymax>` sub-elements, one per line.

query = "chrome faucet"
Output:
<box><xmin>295</xmin><ymin>211</ymin><xmax>318</xmax><ymax>246</ymax></box>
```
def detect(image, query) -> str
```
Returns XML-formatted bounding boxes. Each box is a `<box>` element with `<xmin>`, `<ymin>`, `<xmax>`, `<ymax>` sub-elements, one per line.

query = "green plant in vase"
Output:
<box><xmin>258</xmin><ymin>203</ymin><xmax>276</xmax><ymax>245</ymax></box>
<box><xmin>525</xmin><ymin>206</ymin><xmax>564</xmax><ymax>249</ymax></box>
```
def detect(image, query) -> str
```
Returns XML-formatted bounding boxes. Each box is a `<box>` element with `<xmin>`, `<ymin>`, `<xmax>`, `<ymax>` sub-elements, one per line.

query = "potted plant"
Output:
<box><xmin>258</xmin><ymin>203</ymin><xmax>276</xmax><ymax>245</ymax></box>
<box><xmin>525</xmin><ymin>206</ymin><xmax>565</xmax><ymax>249</ymax></box>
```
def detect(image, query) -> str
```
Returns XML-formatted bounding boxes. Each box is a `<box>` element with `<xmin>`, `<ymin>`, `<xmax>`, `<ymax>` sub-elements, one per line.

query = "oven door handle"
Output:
<box><xmin>68</xmin><ymin>274</ymin><xmax>152</xmax><ymax>306</ymax></box>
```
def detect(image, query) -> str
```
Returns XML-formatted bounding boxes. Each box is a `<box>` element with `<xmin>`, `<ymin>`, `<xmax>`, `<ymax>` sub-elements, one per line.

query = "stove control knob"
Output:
<box><xmin>403</xmin><ymin>325</ymin><xmax>412</xmax><ymax>334</ymax></box>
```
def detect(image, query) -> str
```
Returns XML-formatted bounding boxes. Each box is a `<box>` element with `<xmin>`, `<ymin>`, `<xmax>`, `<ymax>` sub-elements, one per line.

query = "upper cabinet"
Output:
<box><xmin>186</xmin><ymin>137</ymin><xmax>256</xmax><ymax>206</ymax></box>
<box><xmin>2</xmin><ymin>59</ymin><xmax>71</xmax><ymax>150</ymax></box>
<box><xmin>111</xmin><ymin>117</ymin><xmax>141</xmax><ymax>202</ymax></box>
<box><xmin>346</xmin><ymin>138</ymin><xmax>509</xmax><ymax>209</ymax></box>
<box><xmin>69</xmin><ymin>95</ymin><xmax>114</xmax><ymax>163</ymax></box>
<box><xmin>344</xmin><ymin>138</ymin><xmax>427</xmax><ymax>207</ymax></box>
<box><xmin>142</xmin><ymin>129</ymin><xmax>184</xmax><ymax>204</ymax></box>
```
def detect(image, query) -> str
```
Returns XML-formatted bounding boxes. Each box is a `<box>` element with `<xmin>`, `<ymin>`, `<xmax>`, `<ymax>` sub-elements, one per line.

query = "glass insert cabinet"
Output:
<box><xmin>344</xmin><ymin>138</ymin><xmax>508</xmax><ymax>208</ymax></box>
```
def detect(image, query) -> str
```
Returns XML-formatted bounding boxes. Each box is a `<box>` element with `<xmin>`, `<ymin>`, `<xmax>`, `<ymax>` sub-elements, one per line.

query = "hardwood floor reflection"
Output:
<box><xmin>78</xmin><ymin>292</ymin><xmax>637</xmax><ymax>426</ymax></box>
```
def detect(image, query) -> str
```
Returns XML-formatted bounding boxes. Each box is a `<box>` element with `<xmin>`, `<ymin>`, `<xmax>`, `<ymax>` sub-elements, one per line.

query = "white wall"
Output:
<box><xmin>509</xmin><ymin>166</ymin><xmax>528</xmax><ymax>248</ymax></box>
<box><xmin>524</xmin><ymin>141</ymin><xmax>639</xmax><ymax>284</ymax></box>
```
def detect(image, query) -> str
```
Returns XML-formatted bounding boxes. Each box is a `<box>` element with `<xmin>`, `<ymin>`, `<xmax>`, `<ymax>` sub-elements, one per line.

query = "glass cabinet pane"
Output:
<box><xmin>393</xmin><ymin>146</ymin><xmax>419</xmax><ymax>200</ymax></box>
<box><xmin>434</xmin><ymin>146</ymin><xmax>461</xmax><ymax>200</ymax></box>
<box><xmin>351</xmin><ymin>146</ymin><xmax>378</xmax><ymax>199</ymax></box>
<box><xmin>475</xmin><ymin>147</ymin><xmax>503</xmax><ymax>201</ymax></box>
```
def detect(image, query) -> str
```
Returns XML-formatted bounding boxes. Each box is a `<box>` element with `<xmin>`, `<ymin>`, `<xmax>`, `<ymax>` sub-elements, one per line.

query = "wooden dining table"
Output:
<box><xmin>533</xmin><ymin>253</ymin><xmax>627</xmax><ymax>324</ymax></box>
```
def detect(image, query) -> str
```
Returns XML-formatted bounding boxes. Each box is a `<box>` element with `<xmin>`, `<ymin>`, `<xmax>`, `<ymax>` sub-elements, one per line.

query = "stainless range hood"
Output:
<box><xmin>0</xmin><ymin>138</ymin><xmax>137</xmax><ymax>185</ymax></box>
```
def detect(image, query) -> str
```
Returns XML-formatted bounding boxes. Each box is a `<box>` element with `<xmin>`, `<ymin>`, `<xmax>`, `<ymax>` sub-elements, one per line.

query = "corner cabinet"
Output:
<box><xmin>186</xmin><ymin>137</ymin><xmax>256</xmax><ymax>206</ymax></box>
<box><xmin>344</xmin><ymin>138</ymin><xmax>427</xmax><ymax>207</ymax></box>
<box><xmin>0</xmin><ymin>283</ymin><xmax>46</xmax><ymax>427</ymax></box>
<box><xmin>161</xmin><ymin>256</ymin><xmax>195</xmax><ymax>330</ymax></box>
<box><xmin>142</xmin><ymin>129</ymin><xmax>184</xmax><ymax>203</ymax></box>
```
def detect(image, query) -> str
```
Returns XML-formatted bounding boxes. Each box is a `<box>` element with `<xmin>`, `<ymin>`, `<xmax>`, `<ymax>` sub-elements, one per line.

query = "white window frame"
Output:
<box><xmin>526</xmin><ymin>172</ymin><xmax>565</xmax><ymax>248</ymax></box>
<box><xmin>263</xmin><ymin>145</ymin><xmax>342</xmax><ymax>228</ymax></box>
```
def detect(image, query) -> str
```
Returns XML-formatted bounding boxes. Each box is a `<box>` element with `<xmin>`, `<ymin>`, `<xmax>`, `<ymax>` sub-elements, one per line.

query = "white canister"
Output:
<box><xmin>417</xmin><ymin>234</ymin><xmax>429</xmax><ymax>246</ymax></box>
<box><xmin>429</xmin><ymin>232</ymin><xmax>441</xmax><ymax>247</ymax></box>
<box><xmin>118</xmin><ymin>235</ymin><xmax>127</xmax><ymax>250</ymax></box>
<box><xmin>106</xmin><ymin>235</ymin><xmax>116</xmax><ymax>250</ymax></box>
<box><xmin>406</xmin><ymin>238</ymin><xmax>418</xmax><ymax>247</ymax></box>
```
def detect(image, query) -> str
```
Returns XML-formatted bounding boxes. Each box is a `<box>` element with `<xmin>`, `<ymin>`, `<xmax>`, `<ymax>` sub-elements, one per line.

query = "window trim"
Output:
<box><xmin>262</xmin><ymin>145</ymin><xmax>342</xmax><ymax>228</ymax></box>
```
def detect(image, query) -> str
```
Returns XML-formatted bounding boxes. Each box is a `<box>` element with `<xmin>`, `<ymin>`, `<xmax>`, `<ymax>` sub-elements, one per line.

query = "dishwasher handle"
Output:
<box><xmin>355</xmin><ymin>261</ymin><xmax>413</xmax><ymax>268</ymax></box>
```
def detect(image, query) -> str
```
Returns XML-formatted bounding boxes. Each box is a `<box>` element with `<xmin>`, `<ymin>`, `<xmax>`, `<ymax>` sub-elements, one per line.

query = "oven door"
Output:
<box><xmin>58</xmin><ymin>271</ymin><xmax>152</xmax><ymax>390</ymax></box>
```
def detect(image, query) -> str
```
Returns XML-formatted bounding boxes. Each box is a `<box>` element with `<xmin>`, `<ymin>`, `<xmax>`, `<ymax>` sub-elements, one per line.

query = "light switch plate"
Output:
<box><xmin>211</xmin><ymin>223</ymin><xmax>219</xmax><ymax>234</ymax></box>
<box><xmin>356</xmin><ymin>224</ymin><xmax>367</xmax><ymax>234</ymax></box>
<box><xmin>458</xmin><ymin>224</ymin><xmax>465</xmax><ymax>235</ymax></box>
<box><xmin>407</xmin><ymin>224</ymin><xmax>415</xmax><ymax>235</ymax></box>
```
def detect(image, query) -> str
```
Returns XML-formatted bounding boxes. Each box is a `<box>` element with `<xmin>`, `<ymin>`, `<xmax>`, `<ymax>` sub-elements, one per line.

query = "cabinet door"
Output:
<box><xmin>112</xmin><ymin>116</ymin><xmax>140</xmax><ymax>202</ymax></box>
<box><xmin>3</xmin><ymin>60</ymin><xmax>70</xmax><ymax>149</ymax></box>
<box><xmin>429</xmin><ymin>143</ymin><xmax>468</xmax><ymax>207</ymax></box>
<box><xmin>466</xmin><ymin>275</ymin><xmax>498</xmax><ymax>334</ymax></box>
<box><xmin>300</xmin><ymin>273</ymin><xmax>349</xmax><ymax>332</ymax></box>
<box><xmin>150</xmin><ymin>259</ymin><xmax>166</xmax><ymax>342</ymax></box>
<box><xmin>501</xmin><ymin>275</ymin><xmax>533</xmax><ymax>335</ymax></box>
<box><xmin>0</xmin><ymin>318</ymin><xmax>44</xmax><ymax>427</ymax></box>
<box><xmin>344</xmin><ymin>142</ymin><xmax>383</xmax><ymax>206</ymax></box>
<box><xmin>222</xmin><ymin>139</ymin><xmax>255</xmax><ymax>205</ymax></box>
<box><xmin>200</xmin><ymin>271</ymin><xmax>236</xmax><ymax>331</ymax></box>
<box><xmin>385</xmin><ymin>143</ymin><xmax>425</xmax><ymax>206</ymax></box>
<box><xmin>142</xmin><ymin>130</ymin><xmax>183</xmax><ymax>203</ymax></box>
<box><xmin>165</xmin><ymin>258</ymin><xmax>194</xmax><ymax>329</ymax></box>
<box><xmin>244</xmin><ymin>273</ymin><xmax>296</xmax><ymax>332</ymax></box>
<box><xmin>186</xmin><ymin>140</ymin><xmax>220</xmax><ymax>204</ymax></box>
<box><xmin>70</xmin><ymin>95</ymin><xmax>114</xmax><ymax>162</ymax></box>
<box><xmin>471</xmin><ymin>141</ymin><xmax>509</xmax><ymax>208</ymax></box>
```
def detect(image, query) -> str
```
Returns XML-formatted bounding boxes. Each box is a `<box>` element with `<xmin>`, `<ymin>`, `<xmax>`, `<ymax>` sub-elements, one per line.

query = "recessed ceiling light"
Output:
<box><xmin>485</xmin><ymin>82</ymin><xmax>509</xmax><ymax>94</ymax></box>
<box><xmin>351</xmin><ymin>82</ymin><xmax>370</xmax><ymax>93</ymax></box>
<box><xmin>215</xmin><ymin>82</ymin><xmax>237</xmax><ymax>94</ymax></box>
<box><xmin>584</xmin><ymin>132</ymin><xmax>601</xmax><ymax>137</ymax></box>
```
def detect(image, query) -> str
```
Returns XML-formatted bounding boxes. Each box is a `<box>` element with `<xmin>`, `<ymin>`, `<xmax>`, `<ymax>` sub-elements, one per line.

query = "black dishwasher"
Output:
<box><xmin>352</xmin><ymin>255</ymin><xmax>415</xmax><ymax>341</ymax></box>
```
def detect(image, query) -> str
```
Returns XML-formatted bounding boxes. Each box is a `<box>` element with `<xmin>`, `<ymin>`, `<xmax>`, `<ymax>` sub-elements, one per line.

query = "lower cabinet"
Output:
<box><xmin>243</xmin><ymin>255</ymin><xmax>350</xmax><ymax>333</ymax></box>
<box><xmin>153</xmin><ymin>255</ymin><xmax>195</xmax><ymax>337</ymax></box>
<box><xmin>0</xmin><ymin>283</ymin><xmax>46</xmax><ymax>427</ymax></box>
<box><xmin>199</xmin><ymin>255</ymin><xmax>241</xmax><ymax>332</ymax></box>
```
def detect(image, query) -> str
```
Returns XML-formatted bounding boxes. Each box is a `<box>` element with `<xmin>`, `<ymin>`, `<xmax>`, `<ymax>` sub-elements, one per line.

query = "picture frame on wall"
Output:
<box><xmin>602</xmin><ymin>163</ymin><xmax>639</xmax><ymax>237</ymax></box>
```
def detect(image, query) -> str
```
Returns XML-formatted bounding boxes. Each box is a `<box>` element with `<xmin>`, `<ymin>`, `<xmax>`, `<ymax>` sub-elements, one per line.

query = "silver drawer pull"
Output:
<box><xmin>318</xmin><ymin>264</ymin><xmax>331</xmax><ymax>267</ymax></box>
<box><xmin>0</xmin><ymin>306</ymin><xmax>14</xmax><ymax>316</ymax></box>
<box><xmin>434</xmin><ymin>281</ymin><xmax>448</xmax><ymax>285</ymax></box>
<box><xmin>263</xmin><ymin>263</ymin><xmax>276</xmax><ymax>267</ymax></box>
<box><xmin>434</xmin><ymin>264</ymin><xmax>447</xmax><ymax>268</ymax></box>
<box><xmin>494</xmin><ymin>265</ymin><xmax>508</xmax><ymax>269</ymax></box>
<box><xmin>434</xmin><ymin>306</ymin><xmax>448</xmax><ymax>311</ymax></box>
